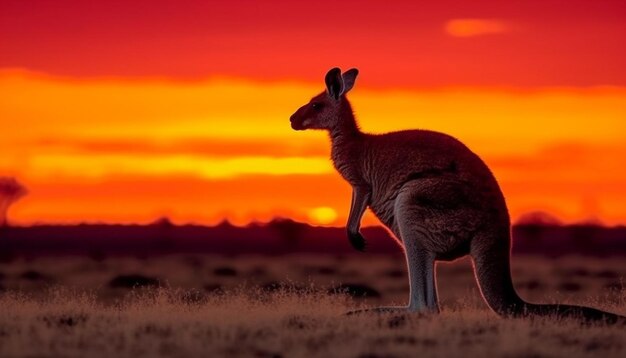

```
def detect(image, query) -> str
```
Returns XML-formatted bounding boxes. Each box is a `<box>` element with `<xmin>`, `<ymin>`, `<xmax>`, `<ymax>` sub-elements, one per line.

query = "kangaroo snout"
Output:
<box><xmin>290</xmin><ymin>109</ymin><xmax>305</xmax><ymax>130</ymax></box>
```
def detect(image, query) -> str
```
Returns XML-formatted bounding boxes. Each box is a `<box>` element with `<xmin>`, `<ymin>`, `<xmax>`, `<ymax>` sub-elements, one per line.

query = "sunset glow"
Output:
<box><xmin>1</xmin><ymin>0</ymin><xmax>625</xmax><ymax>226</ymax></box>
<box><xmin>445</xmin><ymin>19</ymin><xmax>509</xmax><ymax>37</ymax></box>
<box><xmin>308</xmin><ymin>207</ymin><xmax>339</xmax><ymax>226</ymax></box>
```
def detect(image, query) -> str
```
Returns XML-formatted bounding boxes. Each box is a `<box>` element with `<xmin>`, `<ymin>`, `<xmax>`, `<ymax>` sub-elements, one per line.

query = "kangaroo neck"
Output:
<box><xmin>328</xmin><ymin>108</ymin><xmax>366</xmax><ymax>186</ymax></box>
<box><xmin>329</xmin><ymin>123</ymin><xmax>361</xmax><ymax>150</ymax></box>
<box><xmin>328</xmin><ymin>100</ymin><xmax>361</xmax><ymax>147</ymax></box>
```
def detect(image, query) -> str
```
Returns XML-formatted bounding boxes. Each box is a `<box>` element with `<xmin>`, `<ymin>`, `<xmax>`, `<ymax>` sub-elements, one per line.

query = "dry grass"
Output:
<box><xmin>0</xmin><ymin>254</ymin><xmax>625</xmax><ymax>357</ymax></box>
<box><xmin>0</xmin><ymin>287</ymin><xmax>625</xmax><ymax>358</ymax></box>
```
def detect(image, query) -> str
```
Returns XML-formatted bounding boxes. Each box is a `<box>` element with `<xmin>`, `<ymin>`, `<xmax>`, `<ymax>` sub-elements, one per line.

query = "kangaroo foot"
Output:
<box><xmin>345</xmin><ymin>305</ymin><xmax>433</xmax><ymax>316</ymax></box>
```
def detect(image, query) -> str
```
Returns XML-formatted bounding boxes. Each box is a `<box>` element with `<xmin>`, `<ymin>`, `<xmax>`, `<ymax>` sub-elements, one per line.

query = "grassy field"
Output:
<box><xmin>0</xmin><ymin>254</ymin><xmax>625</xmax><ymax>357</ymax></box>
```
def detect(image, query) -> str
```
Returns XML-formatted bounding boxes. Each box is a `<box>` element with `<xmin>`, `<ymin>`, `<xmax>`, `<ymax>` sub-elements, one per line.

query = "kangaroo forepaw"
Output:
<box><xmin>348</xmin><ymin>231</ymin><xmax>367</xmax><ymax>252</ymax></box>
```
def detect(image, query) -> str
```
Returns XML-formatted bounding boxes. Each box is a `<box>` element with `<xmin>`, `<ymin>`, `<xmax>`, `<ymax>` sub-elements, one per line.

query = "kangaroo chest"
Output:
<box><xmin>330</xmin><ymin>137</ymin><xmax>368</xmax><ymax>188</ymax></box>
<box><xmin>331</xmin><ymin>142</ymin><xmax>399</xmax><ymax>229</ymax></box>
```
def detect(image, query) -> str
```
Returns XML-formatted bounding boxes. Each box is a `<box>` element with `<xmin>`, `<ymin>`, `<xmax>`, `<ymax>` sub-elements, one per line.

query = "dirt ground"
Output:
<box><xmin>0</xmin><ymin>254</ymin><xmax>624</xmax><ymax>357</ymax></box>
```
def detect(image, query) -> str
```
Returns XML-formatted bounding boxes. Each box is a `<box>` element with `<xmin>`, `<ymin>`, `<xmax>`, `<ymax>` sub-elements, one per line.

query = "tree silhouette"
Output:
<box><xmin>0</xmin><ymin>177</ymin><xmax>27</xmax><ymax>227</ymax></box>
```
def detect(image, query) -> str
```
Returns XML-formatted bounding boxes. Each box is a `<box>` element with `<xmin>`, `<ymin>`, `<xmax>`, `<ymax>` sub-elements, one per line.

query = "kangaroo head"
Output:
<box><xmin>290</xmin><ymin>67</ymin><xmax>359</xmax><ymax>131</ymax></box>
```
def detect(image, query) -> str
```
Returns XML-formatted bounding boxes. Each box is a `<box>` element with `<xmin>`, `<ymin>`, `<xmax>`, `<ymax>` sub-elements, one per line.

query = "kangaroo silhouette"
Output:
<box><xmin>290</xmin><ymin>67</ymin><xmax>625</xmax><ymax>324</ymax></box>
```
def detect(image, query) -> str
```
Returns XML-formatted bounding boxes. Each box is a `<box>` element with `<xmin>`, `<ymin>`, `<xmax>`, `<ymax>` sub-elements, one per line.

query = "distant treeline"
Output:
<box><xmin>1</xmin><ymin>219</ymin><xmax>625</xmax><ymax>257</ymax></box>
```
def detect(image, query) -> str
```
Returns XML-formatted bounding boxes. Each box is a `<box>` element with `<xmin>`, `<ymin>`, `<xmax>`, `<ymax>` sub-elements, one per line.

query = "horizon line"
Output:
<box><xmin>5</xmin><ymin>216</ymin><xmax>623</xmax><ymax>230</ymax></box>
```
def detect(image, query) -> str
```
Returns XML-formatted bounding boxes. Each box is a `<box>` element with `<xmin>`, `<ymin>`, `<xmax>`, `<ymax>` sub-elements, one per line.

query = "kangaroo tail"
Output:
<box><xmin>471</xmin><ymin>232</ymin><xmax>626</xmax><ymax>325</ymax></box>
<box><xmin>519</xmin><ymin>303</ymin><xmax>625</xmax><ymax>324</ymax></box>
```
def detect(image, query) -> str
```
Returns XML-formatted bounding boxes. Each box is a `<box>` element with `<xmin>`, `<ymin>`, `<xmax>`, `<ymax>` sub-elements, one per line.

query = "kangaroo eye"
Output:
<box><xmin>311</xmin><ymin>102</ymin><xmax>324</xmax><ymax>111</ymax></box>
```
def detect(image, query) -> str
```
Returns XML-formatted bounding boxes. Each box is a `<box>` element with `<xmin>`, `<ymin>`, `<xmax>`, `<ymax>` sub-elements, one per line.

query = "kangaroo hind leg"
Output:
<box><xmin>345</xmin><ymin>233</ymin><xmax>438</xmax><ymax>316</ymax></box>
<box><xmin>396</xmin><ymin>215</ymin><xmax>439</xmax><ymax>313</ymax></box>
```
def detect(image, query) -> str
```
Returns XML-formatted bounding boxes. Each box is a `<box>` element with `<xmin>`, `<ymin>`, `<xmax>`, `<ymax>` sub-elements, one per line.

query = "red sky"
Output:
<box><xmin>1</xmin><ymin>0</ymin><xmax>625</xmax><ymax>86</ymax></box>
<box><xmin>1</xmin><ymin>0</ymin><xmax>625</xmax><ymax>226</ymax></box>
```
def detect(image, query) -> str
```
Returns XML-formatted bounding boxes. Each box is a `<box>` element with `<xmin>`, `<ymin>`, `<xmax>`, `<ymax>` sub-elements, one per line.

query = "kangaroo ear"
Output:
<box><xmin>325</xmin><ymin>67</ymin><xmax>344</xmax><ymax>100</ymax></box>
<box><xmin>341</xmin><ymin>68</ymin><xmax>359</xmax><ymax>94</ymax></box>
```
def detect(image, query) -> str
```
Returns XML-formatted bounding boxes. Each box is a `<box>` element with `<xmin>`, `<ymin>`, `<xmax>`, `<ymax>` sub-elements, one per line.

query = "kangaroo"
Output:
<box><xmin>289</xmin><ymin>67</ymin><xmax>626</xmax><ymax>324</ymax></box>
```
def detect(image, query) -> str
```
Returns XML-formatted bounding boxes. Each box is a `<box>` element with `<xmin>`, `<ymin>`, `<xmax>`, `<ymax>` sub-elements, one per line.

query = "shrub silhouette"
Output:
<box><xmin>20</xmin><ymin>270</ymin><xmax>50</xmax><ymax>281</ymax></box>
<box><xmin>109</xmin><ymin>274</ymin><xmax>160</xmax><ymax>288</ymax></box>
<box><xmin>328</xmin><ymin>283</ymin><xmax>381</xmax><ymax>298</ymax></box>
<box><xmin>213</xmin><ymin>266</ymin><xmax>238</xmax><ymax>277</ymax></box>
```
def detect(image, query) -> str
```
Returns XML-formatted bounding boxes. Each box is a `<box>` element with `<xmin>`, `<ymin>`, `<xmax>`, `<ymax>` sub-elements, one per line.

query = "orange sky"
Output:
<box><xmin>1</xmin><ymin>1</ymin><xmax>625</xmax><ymax>226</ymax></box>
